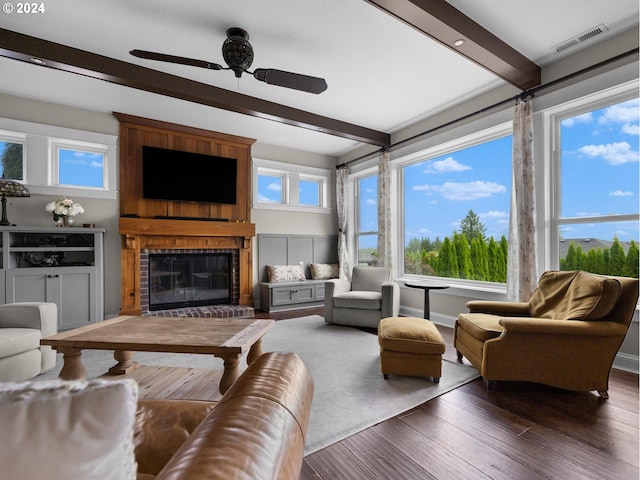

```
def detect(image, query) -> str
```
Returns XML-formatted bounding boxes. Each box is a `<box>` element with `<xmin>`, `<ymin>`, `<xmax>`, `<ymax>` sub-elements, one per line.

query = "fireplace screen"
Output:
<box><xmin>148</xmin><ymin>253</ymin><xmax>232</xmax><ymax>311</ymax></box>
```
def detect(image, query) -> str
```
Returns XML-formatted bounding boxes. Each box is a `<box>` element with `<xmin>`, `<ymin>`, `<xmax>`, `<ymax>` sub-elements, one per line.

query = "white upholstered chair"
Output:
<box><xmin>0</xmin><ymin>302</ymin><xmax>58</xmax><ymax>381</ymax></box>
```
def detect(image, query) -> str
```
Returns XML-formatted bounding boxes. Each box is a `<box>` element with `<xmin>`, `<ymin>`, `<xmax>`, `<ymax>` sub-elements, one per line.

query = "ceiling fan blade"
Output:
<box><xmin>130</xmin><ymin>49</ymin><xmax>223</xmax><ymax>70</ymax></box>
<box><xmin>253</xmin><ymin>68</ymin><xmax>327</xmax><ymax>94</ymax></box>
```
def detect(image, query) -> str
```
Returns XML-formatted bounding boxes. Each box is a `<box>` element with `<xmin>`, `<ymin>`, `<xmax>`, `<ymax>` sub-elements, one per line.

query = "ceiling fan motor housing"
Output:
<box><xmin>223</xmin><ymin>27</ymin><xmax>254</xmax><ymax>77</ymax></box>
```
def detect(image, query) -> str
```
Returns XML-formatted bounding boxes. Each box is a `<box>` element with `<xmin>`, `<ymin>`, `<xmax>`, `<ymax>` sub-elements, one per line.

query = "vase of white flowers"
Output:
<box><xmin>45</xmin><ymin>197</ymin><xmax>85</xmax><ymax>227</ymax></box>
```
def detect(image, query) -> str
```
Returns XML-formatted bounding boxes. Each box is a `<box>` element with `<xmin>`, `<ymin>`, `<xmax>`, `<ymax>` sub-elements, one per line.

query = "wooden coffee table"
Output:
<box><xmin>41</xmin><ymin>315</ymin><xmax>275</xmax><ymax>394</ymax></box>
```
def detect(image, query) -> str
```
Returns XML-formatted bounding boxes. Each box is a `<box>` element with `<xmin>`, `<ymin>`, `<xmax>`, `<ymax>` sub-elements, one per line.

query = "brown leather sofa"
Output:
<box><xmin>134</xmin><ymin>351</ymin><xmax>314</xmax><ymax>480</ymax></box>
<box><xmin>455</xmin><ymin>270</ymin><xmax>639</xmax><ymax>398</ymax></box>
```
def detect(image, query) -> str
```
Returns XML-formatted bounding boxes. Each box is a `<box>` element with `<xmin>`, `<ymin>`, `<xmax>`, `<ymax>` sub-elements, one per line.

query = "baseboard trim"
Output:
<box><xmin>613</xmin><ymin>352</ymin><xmax>639</xmax><ymax>374</ymax></box>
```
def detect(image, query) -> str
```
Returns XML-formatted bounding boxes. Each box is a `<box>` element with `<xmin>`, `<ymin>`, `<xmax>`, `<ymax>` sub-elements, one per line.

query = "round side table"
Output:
<box><xmin>404</xmin><ymin>280</ymin><xmax>450</xmax><ymax>319</ymax></box>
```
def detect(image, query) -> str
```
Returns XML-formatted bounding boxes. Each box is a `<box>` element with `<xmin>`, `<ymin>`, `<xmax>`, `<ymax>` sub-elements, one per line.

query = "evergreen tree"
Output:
<box><xmin>436</xmin><ymin>237</ymin><xmax>458</xmax><ymax>278</ymax></box>
<box><xmin>592</xmin><ymin>248</ymin><xmax>607</xmax><ymax>274</ymax></box>
<box><xmin>453</xmin><ymin>232</ymin><xmax>472</xmax><ymax>279</ymax></box>
<box><xmin>459</xmin><ymin>209</ymin><xmax>486</xmax><ymax>243</ymax></box>
<box><xmin>498</xmin><ymin>236</ymin><xmax>508</xmax><ymax>282</ymax></box>
<box><xmin>623</xmin><ymin>240</ymin><xmax>639</xmax><ymax>278</ymax></box>
<box><xmin>487</xmin><ymin>237</ymin><xmax>501</xmax><ymax>282</ymax></box>
<box><xmin>561</xmin><ymin>242</ymin><xmax>578</xmax><ymax>270</ymax></box>
<box><xmin>470</xmin><ymin>236</ymin><xmax>489</xmax><ymax>280</ymax></box>
<box><xmin>1</xmin><ymin>143</ymin><xmax>23</xmax><ymax>179</ymax></box>
<box><xmin>609</xmin><ymin>237</ymin><xmax>626</xmax><ymax>276</ymax></box>
<box><xmin>575</xmin><ymin>245</ymin><xmax>585</xmax><ymax>270</ymax></box>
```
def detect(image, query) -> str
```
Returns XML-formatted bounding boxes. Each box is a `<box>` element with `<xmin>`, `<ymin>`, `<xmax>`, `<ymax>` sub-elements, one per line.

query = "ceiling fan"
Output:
<box><xmin>130</xmin><ymin>27</ymin><xmax>328</xmax><ymax>94</ymax></box>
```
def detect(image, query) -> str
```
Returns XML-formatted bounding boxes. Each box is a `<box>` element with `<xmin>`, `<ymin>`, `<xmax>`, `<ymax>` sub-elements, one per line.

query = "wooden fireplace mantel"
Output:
<box><xmin>119</xmin><ymin>217</ymin><xmax>256</xmax><ymax>315</ymax></box>
<box><xmin>120</xmin><ymin>217</ymin><xmax>256</xmax><ymax>242</ymax></box>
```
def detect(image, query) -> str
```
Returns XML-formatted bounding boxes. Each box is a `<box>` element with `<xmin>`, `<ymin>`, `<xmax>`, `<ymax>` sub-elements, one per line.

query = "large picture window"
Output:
<box><xmin>553</xmin><ymin>93</ymin><xmax>639</xmax><ymax>278</ymax></box>
<box><xmin>402</xmin><ymin>127</ymin><xmax>512</xmax><ymax>282</ymax></box>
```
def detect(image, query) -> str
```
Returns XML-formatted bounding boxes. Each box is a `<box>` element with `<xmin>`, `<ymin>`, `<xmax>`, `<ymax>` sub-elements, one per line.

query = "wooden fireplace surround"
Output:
<box><xmin>115</xmin><ymin>113</ymin><xmax>256</xmax><ymax>315</ymax></box>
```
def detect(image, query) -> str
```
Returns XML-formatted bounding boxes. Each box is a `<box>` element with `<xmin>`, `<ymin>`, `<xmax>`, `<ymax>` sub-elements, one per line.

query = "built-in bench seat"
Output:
<box><xmin>259</xmin><ymin>279</ymin><xmax>327</xmax><ymax>312</ymax></box>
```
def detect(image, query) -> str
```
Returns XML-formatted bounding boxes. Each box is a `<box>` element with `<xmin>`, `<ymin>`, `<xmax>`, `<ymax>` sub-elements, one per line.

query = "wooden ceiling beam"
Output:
<box><xmin>364</xmin><ymin>0</ymin><xmax>541</xmax><ymax>90</ymax></box>
<box><xmin>0</xmin><ymin>29</ymin><xmax>390</xmax><ymax>147</ymax></box>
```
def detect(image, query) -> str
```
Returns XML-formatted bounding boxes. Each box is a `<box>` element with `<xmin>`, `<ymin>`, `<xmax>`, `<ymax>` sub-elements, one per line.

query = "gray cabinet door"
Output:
<box><xmin>6</xmin><ymin>267</ymin><xmax>97</xmax><ymax>330</ymax></box>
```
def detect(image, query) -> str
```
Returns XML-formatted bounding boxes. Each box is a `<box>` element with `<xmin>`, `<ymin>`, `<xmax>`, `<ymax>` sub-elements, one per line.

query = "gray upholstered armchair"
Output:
<box><xmin>324</xmin><ymin>266</ymin><xmax>399</xmax><ymax>328</ymax></box>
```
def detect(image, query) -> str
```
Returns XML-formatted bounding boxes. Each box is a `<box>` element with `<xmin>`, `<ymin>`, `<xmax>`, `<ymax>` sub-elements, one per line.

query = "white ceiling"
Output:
<box><xmin>0</xmin><ymin>0</ymin><xmax>638</xmax><ymax>156</ymax></box>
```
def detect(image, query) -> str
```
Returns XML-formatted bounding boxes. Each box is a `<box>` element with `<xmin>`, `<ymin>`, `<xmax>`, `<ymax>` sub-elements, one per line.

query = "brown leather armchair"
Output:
<box><xmin>455</xmin><ymin>271</ymin><xmax>639</xmax><ymax>398</ymax></box>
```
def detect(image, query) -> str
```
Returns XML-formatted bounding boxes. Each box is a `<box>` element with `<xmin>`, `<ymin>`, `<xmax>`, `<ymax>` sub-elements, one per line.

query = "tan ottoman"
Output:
<box><xmin>378</xmin><ymin>316</ymin><xmax>445</xmax><ymax>383</ymax></box>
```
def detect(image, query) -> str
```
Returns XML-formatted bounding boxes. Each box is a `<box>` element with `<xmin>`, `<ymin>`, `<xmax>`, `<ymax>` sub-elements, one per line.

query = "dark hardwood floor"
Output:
<box><xmin>257</xmin><ymin>307</ymin><xmax>639</xmax><ymax>480</ymax></box>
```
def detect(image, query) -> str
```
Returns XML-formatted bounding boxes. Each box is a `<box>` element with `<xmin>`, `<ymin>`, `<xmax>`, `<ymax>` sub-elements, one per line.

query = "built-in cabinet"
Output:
<box><xmin>259</xmin><ymin>279</ymin><xmax>326</xmax><ymax>312</ymax></box>
<box><xmin>0</xmin><ymin>227</ymin><xmax>104</xmax><ymax>330</ymax></box>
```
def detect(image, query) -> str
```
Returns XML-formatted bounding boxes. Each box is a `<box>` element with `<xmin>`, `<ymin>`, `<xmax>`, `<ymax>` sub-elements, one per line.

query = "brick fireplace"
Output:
<box><xmin>119</xmin><ymin>217</ymin><xmax>256</xmax><ymax>318</ymax></box>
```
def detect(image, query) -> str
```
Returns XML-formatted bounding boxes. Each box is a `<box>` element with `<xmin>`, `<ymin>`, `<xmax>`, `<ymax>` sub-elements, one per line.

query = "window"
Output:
<box><xmin>253</xmin><ymin>158</ymin><xmax>331</xmax><ymax>213</ymax></box>
<box><xmin>551</xmin><ymin>92</ymin><xmax>639</xmax><ymax>278</ymax></box>
<box><xmin>0</xmin><ymin>131</ymin><xmax>25</xmax><ymax>181</ymax></box>
<box><xmin>257</xmin><ymin>172</ymin><xmax>285</xmax><ymax>204</ymax></box>
<box><xmin>356</xmin><ymin>174</ymin><xmax>378</xmax><ymax>266</ymax></box>
<box><xmin>401</xmin><ymin>125</ymin><xmax>513</xmax><ymax>282</ymax></box>
<box><xmin>52</xmin><ymin>141</ymin><xmax>107</xmax><ymax>189</ymax></box>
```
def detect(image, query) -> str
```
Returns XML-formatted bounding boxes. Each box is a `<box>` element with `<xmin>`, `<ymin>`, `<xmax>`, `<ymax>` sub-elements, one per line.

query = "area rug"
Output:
<box><xmin>37</xmin><ymin>315</ymin><xmax>479</xmax><ymax>455</ymax></box>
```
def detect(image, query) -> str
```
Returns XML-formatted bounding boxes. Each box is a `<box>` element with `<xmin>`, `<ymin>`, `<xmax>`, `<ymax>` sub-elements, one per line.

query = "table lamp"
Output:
<box><xmin>0</xmin><ymin>177</ymin><xmax>30</xmax><ymax>226</ymax></box>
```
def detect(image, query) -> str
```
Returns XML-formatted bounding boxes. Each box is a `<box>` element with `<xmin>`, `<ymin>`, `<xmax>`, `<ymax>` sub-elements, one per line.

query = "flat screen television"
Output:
<box><xmin>142</xmin><ymin>146</ymin><xmax>237</xmax><ymax>204</ymax></box>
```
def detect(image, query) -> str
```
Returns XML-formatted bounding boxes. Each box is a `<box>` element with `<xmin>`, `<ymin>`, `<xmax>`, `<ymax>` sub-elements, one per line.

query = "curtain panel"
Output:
<box><xmin>377</xmin><ymin>149</ymin><xmax>392</xmax><ymax>270</ymax></box>
<box><xmin>507</xmin><ymin>97</ymin><xmax>538</xmax><ymax>301</ymax></box>
<box><xmin>336</xmin><ymin>166</ymin><xmax>351</xmax><ymax>280</ymax></box>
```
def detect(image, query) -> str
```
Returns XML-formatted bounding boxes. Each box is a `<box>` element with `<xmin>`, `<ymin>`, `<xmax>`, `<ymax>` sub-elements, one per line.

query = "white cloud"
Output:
<box><xmin>622</xmin><ymin>123</ymin><xmax>640</xmax><ymax>135</ymax></box>
<box><xmin>366</xmin><ymin>198</ymin><xmax>376</xmax><ymax>205</ymax></box>
<box><xmin>419</xmin><ymin>181</ymin><xmax>507</xmax><ymax>201</ymax></box>
<box><xmin>423</xmin><ymin>156</ymin><xmax>471</xmax><ymax>174</ymax></box>
<box><xmin>258</xmin><ymin>194</ymin><xmax>279</xmax><ymax>203</ymax></box>
<box><xmin>599</xmin><ymin>98</ymin><xmax>639</xmax><ymax>125</ymax></box>
<box><xmin>479</xmin><ymin>210</ymin><xmax>509</xmax><ymax>220</ymax></box>
<box><xmin>610</xmin><ymin>190</ymin><xmax>633</xmax><ymax>197</ymax></box>
<box><xmin>562</xmin><ymin>112</ymin><xmax>593</xmax><ymax>127</ymax></box>
<box><xmin>89</xmin><ymin>160</ymin><xmax>103</xmax><ymax>168</ymax></box>
<box><xmin>267</xmin><ymin>182</ymin><xmax>281</xmax><ymax>192</ymax></box>
<box><xmin>579</xmin><ymin>141</ymin><xmax>639</xmax><ymax>165</ymax></box>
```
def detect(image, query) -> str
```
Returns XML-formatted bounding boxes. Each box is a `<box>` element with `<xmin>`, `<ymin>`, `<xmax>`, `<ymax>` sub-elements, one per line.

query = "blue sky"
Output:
<box><xmin>359</xmin><ymin>97</ymin><xmax>639</xmax><ymax>249</ymax></box>
<box><xmin>58</xmin><ymin>149</ymin><xmax>104</xmax><ymax>188</ymax></box>
<box><xmin>257</xmin><ymin>174</ymin><xmax>319</xmax><ymax>206</ymax></box>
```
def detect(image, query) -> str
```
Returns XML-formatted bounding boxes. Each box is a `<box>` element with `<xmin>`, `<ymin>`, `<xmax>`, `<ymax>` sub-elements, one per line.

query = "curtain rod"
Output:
<box><xmin>336</xmin><ymin>47</ymin><xmax>639</xmax><ymax>170</ymax></box>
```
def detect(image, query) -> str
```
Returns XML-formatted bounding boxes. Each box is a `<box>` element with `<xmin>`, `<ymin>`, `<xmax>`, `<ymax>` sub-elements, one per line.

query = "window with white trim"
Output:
<box><xmin>400</xmin><ymin>124</ymin><xmax>513</xmax><ymax>283</ymax></box>
<box><xmin>547</xmin><ymin>86</ymin><xmax>639</xmax><ymax>278</ymax></box>
<box><xmin>253</xmin><ymin>158</ymin><xmax>331</xmax><ymax>213</ymax></box>
<box><xmin>51</xmin><ymin>139</ymin><xmax>107</xmax><ymax>189</ymax></box>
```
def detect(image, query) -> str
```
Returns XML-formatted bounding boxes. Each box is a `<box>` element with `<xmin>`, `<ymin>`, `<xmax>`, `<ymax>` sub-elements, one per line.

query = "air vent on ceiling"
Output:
<box><xmin>553</xmin><ymin>24</ymin><xmax>609</xmax><ymax>53</ymax></box>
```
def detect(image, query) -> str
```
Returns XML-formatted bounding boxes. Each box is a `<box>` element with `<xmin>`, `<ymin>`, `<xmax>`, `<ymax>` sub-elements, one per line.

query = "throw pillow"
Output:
<box><xmin>267</xmin><ymin>264</ymin><xmax>306</xmax><ymax>283</ymax></box>
<box><xmin>310</xmin><ymin>263</ymin><xmax>339</xmax><ymax>280</ymax></box>
<box><xmin>0</xmin><ymin>378</ymin><xmax>139</xmax><ymax>480</ymax></box>
<box><xmin>529</xmin><ymin>270</ymin><xmax>621</xmax><ymax>320</ymax></box>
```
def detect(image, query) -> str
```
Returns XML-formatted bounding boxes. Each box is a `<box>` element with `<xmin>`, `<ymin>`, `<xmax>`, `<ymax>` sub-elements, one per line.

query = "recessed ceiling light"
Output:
<box><xmin>30</xmin><ymin>58</ymin><xmax>46</xmax><ymax>65</ymax></box>
<box><xmin>453</xmin><ymin>39</ymin><xmax>465</xmax><ymax>47</ymax></box>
